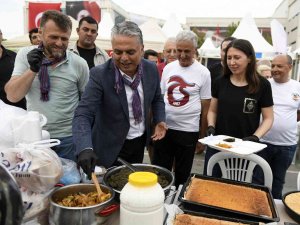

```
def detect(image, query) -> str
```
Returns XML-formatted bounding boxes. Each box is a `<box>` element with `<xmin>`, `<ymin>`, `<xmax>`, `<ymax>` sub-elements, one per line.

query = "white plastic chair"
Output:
<box><xmin>297</xmin><ymin>171</ymin><xmax>300</xmax><ymax>191</ymax></box>
<box><xmin>207</xmin><ymin>152</ymin><xmax>273</xmax><ymax>189</ymax></box>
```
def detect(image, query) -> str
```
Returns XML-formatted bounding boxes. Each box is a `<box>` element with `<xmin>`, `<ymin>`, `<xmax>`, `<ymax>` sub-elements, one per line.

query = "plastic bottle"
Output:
<box><xmin>120</xmin><ymin>172</ymin><xmax>165</xmax><ymax>225</ymax></box>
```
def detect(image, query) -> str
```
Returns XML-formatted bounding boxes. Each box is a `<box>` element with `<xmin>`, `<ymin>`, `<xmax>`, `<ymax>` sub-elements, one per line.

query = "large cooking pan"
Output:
<box><xmin>103</xmin><ymin>163</ymin><xmax>174</xmax><ymax>198</ymax></box>
<box><xmin>49</xmin><ymin>183</ymin><xmax>114</xmax><ymax>225</ymax></box>
<box><xmin>178</xmin><ymin>174</ymin><xmax>279</xmax><ymax>223</ymax></box>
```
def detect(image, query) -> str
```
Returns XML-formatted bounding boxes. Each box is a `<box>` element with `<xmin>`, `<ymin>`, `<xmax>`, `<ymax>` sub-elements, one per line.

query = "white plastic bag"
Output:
<box><xmin>0</xmin><ymin>100</ymin><xmax>27</xmax><ymax>148</ymax></box>
<box><xmin>0</xmin><ymin>140</ymin><xmax>63</xmax><ymax>193</ymax></box>
<box><xmin>22</xmin><ymin>188</ymin><xmax>52</xmax><ymax>224</ymax></box>
<box><xmin>59</xmin><ymin>158</ymin><xmax>81</xmax><ymax>185</ymax></box>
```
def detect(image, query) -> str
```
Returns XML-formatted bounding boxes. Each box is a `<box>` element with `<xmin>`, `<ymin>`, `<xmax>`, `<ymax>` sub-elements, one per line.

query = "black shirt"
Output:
<box><xmin>208</xmin><ymin>62</ymin><xmax>223</xmax><ymax>91</ymax></box>
<box><xmin>77</xmin><ymin>45</ymin><xmax>96</xmax><ymax>69</ymax></box>
<box><xmin>0</xmin><ymin>45</ymin><xmax>26</xmax><ymax>109</ymax></box>
<box><xmin>213</xmin><ymin>76</ymin><xmax>273</xmax><ymax>138</ymax></box>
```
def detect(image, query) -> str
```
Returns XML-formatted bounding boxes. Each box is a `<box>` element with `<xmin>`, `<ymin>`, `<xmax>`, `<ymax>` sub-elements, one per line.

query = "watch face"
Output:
<box><xmin>0</xmin><ymin>164</ymin><xmax>24</xmax><ymax>225</ymax></box>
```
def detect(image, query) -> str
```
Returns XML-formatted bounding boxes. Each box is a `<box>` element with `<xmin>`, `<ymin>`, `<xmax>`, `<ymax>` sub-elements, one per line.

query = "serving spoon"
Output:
<box><xmin>92</xmin><ymin>172</ymin><xmax>103</xmax><ymax>200</ymax></box>
<box><xmin>117</xmin><ymin>157</ymin><xmax>138</xmax><ymax>172</ymax></box>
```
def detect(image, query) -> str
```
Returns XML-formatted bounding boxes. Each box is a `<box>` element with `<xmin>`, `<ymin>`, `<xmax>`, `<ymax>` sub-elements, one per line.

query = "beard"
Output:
<box><xmin>45</xmin><ymin>44</ymin><xmax>66</xmax><ymax>59</ymax></box>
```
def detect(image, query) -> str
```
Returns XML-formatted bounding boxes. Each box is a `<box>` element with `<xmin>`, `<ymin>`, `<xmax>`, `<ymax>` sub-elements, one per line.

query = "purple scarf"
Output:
<box><xmin>114</xmin><ymin>62</ymin><xmax>143</xmax><ymax>123</ymax></box>
<box><xmin>38</xmin><ymin>44</ymin><xmax>66</xmax><ymax>101</ymax></box>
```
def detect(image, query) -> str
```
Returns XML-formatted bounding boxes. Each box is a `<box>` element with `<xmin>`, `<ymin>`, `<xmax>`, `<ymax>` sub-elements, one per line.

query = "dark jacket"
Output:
<box><xmin>73</xmin><ymin>58</ymin><xmax>165</xmax><ymax>167</ymax></box>
<box><xmin>0</xmin><ymin>45</ymin><xmax>26</xmax><ymax>109</ymax></box>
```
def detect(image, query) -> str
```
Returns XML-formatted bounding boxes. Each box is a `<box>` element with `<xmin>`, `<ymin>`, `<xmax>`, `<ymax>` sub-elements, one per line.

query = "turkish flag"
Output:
<box><xmin>66</xmin><ymin>1</ymin><xmax>101</xmax><ymax>23</ymax></box>
<box><xmin>28</xmin><ymin>2</ymin><xmax>61</xmax><ymax>30</ymax></box>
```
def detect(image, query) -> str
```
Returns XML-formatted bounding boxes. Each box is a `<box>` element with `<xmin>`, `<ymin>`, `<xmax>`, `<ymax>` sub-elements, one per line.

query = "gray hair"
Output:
<box><xmin>165</xmin><ymin>37</ymin><xmax>176</xmax><ymax>45</ymax></box>
<box><xmin>286</xmin><ymin>54</ymin><xmax>293</xmax><ymax>65</ymax></box>
<box><xmin>111</xmin><ymin>21</ymin><xmax>143</xmax><ymax>45</ymax></box>
<box><xmin>176</xmin><ymin>30</ymin><xmax>198</xmax><ymax>48</ymax></box>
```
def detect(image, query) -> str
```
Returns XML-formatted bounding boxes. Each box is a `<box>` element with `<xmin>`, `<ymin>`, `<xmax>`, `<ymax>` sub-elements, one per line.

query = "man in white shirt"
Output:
<box><xmin>152</xmin><ymin>30</ymin><xmax>211</xmax><ymax>187</ymax></box>
<box><xmin>255</xmin><ymin>54</ymin><xmax>300</xmax><ymax>199</ymax></box>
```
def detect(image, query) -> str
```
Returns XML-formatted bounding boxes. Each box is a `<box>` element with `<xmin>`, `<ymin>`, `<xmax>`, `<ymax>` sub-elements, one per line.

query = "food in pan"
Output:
<box><xmin>184</xmin><ymin>177</ymin><xmax>273</xmax><ymax>217</ymax></box>
<box><xmin>285</xmin><ymin>192</ymin><xmax>300</xmax><ymax>214</ymax></box>
<box><xmin>57</xmin><ymin>191</ymin><xmax>111</xmax><ymax>207</ymax></box>
<box><xmin>107</xmin><ymin>167</ymin><xmax>169</xmax><ymax>191</ymax></box>
<box><xmin>223</xmin><ymin>137</ymin><xmax>236</xmax><ymax>142</ymax></box>
<box><xmin>215</xmin><ymin>142</ymin><xmax>232</xmax><ymax>148</ymax></box>
<box><xmin>174</xmin><ymin>214</ymin><xmax>249</xmax><ymax>225</ymax></box>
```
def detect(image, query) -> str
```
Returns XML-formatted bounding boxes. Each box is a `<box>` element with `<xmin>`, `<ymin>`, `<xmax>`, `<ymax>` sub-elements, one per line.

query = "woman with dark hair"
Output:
<box><xmin>203</xmin><ymin>39</ymin><xmax>274</xmax><ymax>176</ymax></box>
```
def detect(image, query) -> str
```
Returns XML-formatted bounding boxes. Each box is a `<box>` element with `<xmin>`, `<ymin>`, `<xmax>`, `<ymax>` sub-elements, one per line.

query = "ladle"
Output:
<box><xmin>91</xmin><ymin>172</ymin><xmax>103</xmax><ymax>200</ymax></box>
<box><xmin>117</xmin><ymin>157</ymin><xmax>138</xmax><ymax>172</ymax></box>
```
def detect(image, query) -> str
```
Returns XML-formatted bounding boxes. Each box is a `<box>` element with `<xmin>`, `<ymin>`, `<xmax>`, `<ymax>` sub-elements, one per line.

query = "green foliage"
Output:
<box><xmin>191</xmin><ymin>27</ymin><xmax>205</xmax><ymax>48</ymax></box>
<box><xmin>262</xmin><ymin>32</ymin><xmax>273</xmax><ymax>45</ymax></box>
<box><xmin>226</xmin><ymin>22</ymin><xmax>239</xmax><ymax>37</ymax></box>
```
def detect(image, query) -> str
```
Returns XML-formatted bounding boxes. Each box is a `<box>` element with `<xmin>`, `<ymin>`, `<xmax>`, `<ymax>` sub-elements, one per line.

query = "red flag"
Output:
<box><xmin>66</xmin><ymin>1</ymin><xmax>101</xmax><ymax>23</ymax></box>
<box><xmin>28</xmin><ymin>2</ymin><xmax>61</xmax><ymax>30</ymax></box>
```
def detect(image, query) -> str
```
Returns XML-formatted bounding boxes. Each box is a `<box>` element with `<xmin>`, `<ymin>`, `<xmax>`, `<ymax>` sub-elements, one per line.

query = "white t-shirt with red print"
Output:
<box><xmin>261</xmin><ymin>78</ymin><xmax>300</xmax><ymax>145</ymax></box>
<box><xmin>161</xmin><ymin>60</ymin><xmax>211</xmax><ymax>132</ymax></box>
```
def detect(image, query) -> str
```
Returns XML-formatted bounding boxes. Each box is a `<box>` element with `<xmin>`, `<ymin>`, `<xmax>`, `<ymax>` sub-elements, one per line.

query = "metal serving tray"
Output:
<box><xmin>178</xmin><ymin>174</ymin><xmax>280</xmax><ymax>223</ymax></box>
<box><xmin>175</xmin><ymin>209</ymin><xmax>260</xmax><ymax>224</ymax></box>
<box><xmin>282</xmin><ymin>191</ymin><xmax>300</xmax><ymax>224</ymax></box>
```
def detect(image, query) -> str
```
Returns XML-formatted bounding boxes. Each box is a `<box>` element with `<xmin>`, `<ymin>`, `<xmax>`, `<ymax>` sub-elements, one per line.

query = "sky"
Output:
<box><xmin>0</xmin><ymin>0</ymin><xmax>283</xmax><ymax>39</ymax></box>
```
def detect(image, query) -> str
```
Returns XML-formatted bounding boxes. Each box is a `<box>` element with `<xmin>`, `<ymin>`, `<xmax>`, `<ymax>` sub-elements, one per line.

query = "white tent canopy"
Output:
<box><xmin>139</xmin><ymin>20</ymin><xmax>166</xmax><ymax>43</ymax></box>
<box><xmin>294</xmin><ymin>48</ymin><xmax>300</xmax><ymax>54</ymax></box>
<box><xmin>271</xmin><ymin>19</ymin><xmax>287</xmax><ymax>54</ymax></box>
<box><xmin>162</xmin><ymin>14</ymin><xmax>183</xmax><ymax>38</ymax></box>
<box><xmin>69</xmin><ymin>16</ymin><xmax>79</xmax><ymax>41</ymax></box>
<box><xmin>98</xmin><ymin>11</ymin><xmax>114</xmax><ymax>39</ymax></box>
<box><xmin>198</xmin><ymin>37</ymin><xmax>219</xmax><ymax>57</ymax></box>
<box><xmin>3</xmin><ymin>15</ymin><xmax>166</xmax><ymax>52</ymax></box>
<box><xmin>3</xmin><ymin>34</ymin><xmax>31</xmax><ymax>50</ymax></box>
<box><xmin>232</xmin><ymin>14</ymin><xmax>275</xmax><ymax>58</ymax></box>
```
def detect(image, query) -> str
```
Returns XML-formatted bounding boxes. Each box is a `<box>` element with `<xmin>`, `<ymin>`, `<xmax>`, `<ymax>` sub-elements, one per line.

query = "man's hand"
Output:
<box><xmin>27</xmin><ymin>48</ymin><xmax>44</xmax><ymax>73</ymax></box>
<box><xmin>242</xmin><ymin>135</ymin><xmax>259</xmax><ymax>142</ymax></box>
<box><xmin>151</xmin><ymin>122</ymin><xmax>167</xmax><ymax>141</ymax></box>
<box><xmin>206</xmin><ymin>126</ymin><xmax>215</xmax><ymax>136</ymax></box>
<box><xmin>77</xmin><ymin>149</ymin><xmax>98</xmax><ymax>180</ymax></box>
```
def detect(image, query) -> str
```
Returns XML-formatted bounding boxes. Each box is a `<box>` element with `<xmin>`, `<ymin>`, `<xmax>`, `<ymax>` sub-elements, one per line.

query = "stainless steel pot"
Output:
<box><xmin>103</xmin><ymin>163</ymin><xmax>174</xmax><ymax>198</ymax></box>
<box><xmin>49</xmin><ymin>184</ymin><xmax>114</xmax><ymax>225</ymax></box>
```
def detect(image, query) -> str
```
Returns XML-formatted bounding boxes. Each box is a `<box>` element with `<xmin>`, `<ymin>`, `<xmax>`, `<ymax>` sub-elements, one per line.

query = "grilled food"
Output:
<box><xmin>216</xmin><ymin>142</ymin><xmax>232</xmax><ymax>148</ymax></box>
<box><xmin>57</xmin><ymin>191</ymin><xmax>111</xmax><ymax>207</ymax></box>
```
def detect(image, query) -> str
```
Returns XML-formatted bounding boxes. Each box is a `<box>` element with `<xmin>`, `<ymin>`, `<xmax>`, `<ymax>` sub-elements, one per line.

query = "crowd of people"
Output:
<box><xmin>0</xmin><ymin>10</ymin><xmax>299</xmax><ymax>199</ymax></box>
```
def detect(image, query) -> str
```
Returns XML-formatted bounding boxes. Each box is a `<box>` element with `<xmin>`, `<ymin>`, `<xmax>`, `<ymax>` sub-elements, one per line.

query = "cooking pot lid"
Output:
<box><xmin>0</xmin><ymin>164</ymin><xmax>24</xmax><ymax>225</ymax></box>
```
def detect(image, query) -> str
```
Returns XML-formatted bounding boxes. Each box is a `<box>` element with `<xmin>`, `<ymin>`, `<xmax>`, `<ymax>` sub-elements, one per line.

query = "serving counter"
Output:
<box><xmin>95</xmin><ymin>185</ymin><xmax>297</xmax><ymax>225</ymax></box>
<box><xmin>169</xmin><ymin>185</ymin><xmax>297</xmax><ymax>225</ymax></box>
